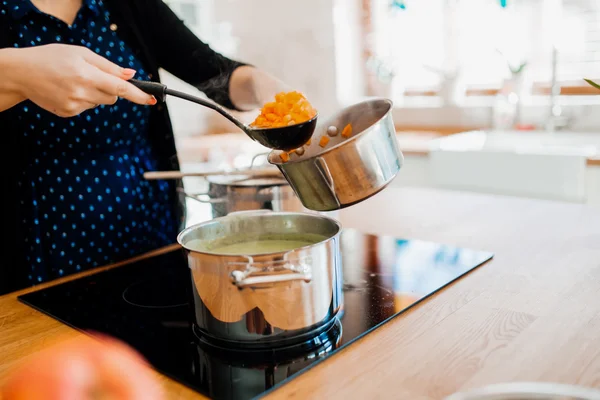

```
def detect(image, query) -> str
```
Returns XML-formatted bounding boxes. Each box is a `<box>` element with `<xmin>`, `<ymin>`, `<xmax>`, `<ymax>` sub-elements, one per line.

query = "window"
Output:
<box><xmin>367</xmin><ymin>0</ymin><xmax>600</xmax><ymax>99</ymax></box>
<box><xmin>369</xmin><ymin>0</ymin><xmax>446</xmax><ymax>91</ymax></box>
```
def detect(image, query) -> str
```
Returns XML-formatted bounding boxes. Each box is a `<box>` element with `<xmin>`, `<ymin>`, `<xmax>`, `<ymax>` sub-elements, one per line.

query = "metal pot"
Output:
<box><xmin>181</xmin><ymin>174</ymin><xmax>305</xmax><ymax>219</ymax></box>
<box><xmin>267</xmin><ymin>98</ymin><xmax>404</xmax><ymax>211</ymax></box>
<box><xmin>177</xmin><ymin>210</ymin><xmax>343</xmax><ymax>348</ymax></box>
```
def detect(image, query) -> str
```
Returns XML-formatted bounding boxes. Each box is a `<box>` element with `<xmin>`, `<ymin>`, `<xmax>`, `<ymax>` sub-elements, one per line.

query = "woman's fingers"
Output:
<box><xmin>86</xmin><ymin>91</ymin><xmax>119</xmax><ymax>107</ymax></box>
<box><xmin>83</xmin><ymin>50</ymin><xmax>154</xmax><ymax>105</ymax></box>
<box><xmin>91</xmin><ymin>67</ymin><xmax>155</xmax><ymax>105</ymax></box>
<box><xmin>83</xmin><ymin>49</ymin><xmax>136</xmax><ymax>79</ymax></box>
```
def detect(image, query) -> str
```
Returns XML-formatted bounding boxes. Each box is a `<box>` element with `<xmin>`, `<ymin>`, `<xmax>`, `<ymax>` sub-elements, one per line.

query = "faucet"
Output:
<box><xmin>545</xmin><ymin>46</ymin><xmax>571</xmax><ymax>131</ymax></box>
<box><xmin>422</xmin><ymin>64</ymin><xmax>463</xmax><ymax>106</ymax></box>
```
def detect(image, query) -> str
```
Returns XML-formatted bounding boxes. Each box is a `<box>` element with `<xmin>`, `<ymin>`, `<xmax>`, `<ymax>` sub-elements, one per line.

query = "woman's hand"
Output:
<box><xmin>1</xmin><ymin>334</ymin><xmax>164</xmax><ymax>400</ymax></box>
<box><xmin>0</xmin><ymin>44</ymin><xmax>156</xmax><ymax>116</ymax></box>
<box><xmin>229</xmin><ymin>66</ymin><xmax>293</xmax><ymax>111</ymax></box>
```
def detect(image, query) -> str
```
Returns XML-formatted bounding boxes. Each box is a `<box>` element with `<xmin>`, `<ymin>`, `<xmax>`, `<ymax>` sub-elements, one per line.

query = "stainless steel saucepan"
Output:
<box><xmin>177</xmin><ymin>210</ymin><xmax>343</xmax><ymax>348</ymax></box>
<box><xmin>268</xmin><ymin>98</ymin><xmax>404</xmax><ymax>211</ymax></box>
<box><xmin>180</xmin><ymin>174</ymin><xmax>305</xmax><ymax>219</ymax></box>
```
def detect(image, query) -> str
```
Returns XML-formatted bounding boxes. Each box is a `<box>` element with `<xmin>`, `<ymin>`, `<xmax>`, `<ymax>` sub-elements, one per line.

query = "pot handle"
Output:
<box><xmin>231</xmin><ymin>271</ymin><xmax>311</xmax><ymax>288</ymax></box>
<box><xmin>314</xmin><ymin>157</ymin><xmax>336</xmax><ymax>193</ymax></box>
<box><xmin>177</xmin><ymin>188</ymin><xmax>227</xmax><ymax>204</ymax></box>
<box><xmin>230</xmin><ymin>259</ymin><xmax>312</xmax><ymax>288</ymax></box>
<box><xmin>188</xmin><ymin>193</ymin><xmax>227</xmax><ymax>204</ymax></box>
<box><xmin>227</xmin><ymin>209</ymin><xmax>273</xmax><ymax>217</ymax></box>
<box><xmin>250</xmin><ymin>152</ymin><xmax>271</xmax><ymax>169</ymax></box>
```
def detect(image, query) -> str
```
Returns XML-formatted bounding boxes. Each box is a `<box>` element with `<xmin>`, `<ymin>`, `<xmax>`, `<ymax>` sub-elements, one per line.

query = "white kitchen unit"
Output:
<box><xmin>174</xmin><ymin>131</ymin><xmax>600</xmax><ymax>208</ymax></box>
<box><xmin>390</xmin><ymin>153</ymin><xmax>433</xmax><ymax>188</ymax></box>
<box><xmin>587</xmin><ymin>164</ymin><xmax>600</xmax><ymax>206</ymax></box>
<box><xmin>425</xmin><ymin>130</ymin><xmax>600</xmax><ymax>206</ymax></box>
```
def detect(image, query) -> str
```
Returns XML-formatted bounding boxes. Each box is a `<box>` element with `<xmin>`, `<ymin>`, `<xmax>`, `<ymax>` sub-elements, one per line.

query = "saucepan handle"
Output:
<box><xmin>177</xmin><ymin>188</ymin><xmax>227</xmax><ymax>204</ymax></box>
<box><xmin>249</xmin><ymin>152</ymin><xmax>270</xmax><ymax>169</ymax></box>
<box><xmin>227</xmin><ymin>209</ymin><xmax>273</xmax><ymax>217</ymax></box>
<box><xmin>230</xmin><ymin>260</ymin><xmax>312</xmax><ymax>289</ymax></box>
<box><xmin>188</xmin><ymin>194</ymin><xmax>227</xmax><ymax>204</ymax></box>
<box><xmin>231</xmin><ymin>272</ymin><xmax>310</xmax><ymax>288</ymax></box>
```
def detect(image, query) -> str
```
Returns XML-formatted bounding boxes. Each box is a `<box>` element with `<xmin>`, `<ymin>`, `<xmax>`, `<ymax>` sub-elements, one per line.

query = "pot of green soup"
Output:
<box><xmin>177</xmin><ymin>210</ymin><xmax>343</xmax><ymax>348</ymax></box>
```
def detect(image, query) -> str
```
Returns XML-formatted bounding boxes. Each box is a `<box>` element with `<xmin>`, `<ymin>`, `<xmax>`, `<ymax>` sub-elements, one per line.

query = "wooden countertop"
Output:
<box><xmin>1</xmin><ymin>187</ymin><xmax>600</xmax><ymax>399</ymax></box>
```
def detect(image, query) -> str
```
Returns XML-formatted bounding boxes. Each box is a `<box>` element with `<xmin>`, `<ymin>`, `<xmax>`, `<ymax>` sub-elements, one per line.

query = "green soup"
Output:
<box><xmin>186</xmin><ymin>233</ymin><xmax>328</xmax><ymax>255</ymax></box>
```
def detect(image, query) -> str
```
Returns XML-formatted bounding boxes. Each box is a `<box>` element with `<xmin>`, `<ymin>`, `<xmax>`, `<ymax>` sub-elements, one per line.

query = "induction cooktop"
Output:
<box><xmin>18</xmin><ymin>229</ymin><xmax>493</xmax><ymax>400</ymax></box>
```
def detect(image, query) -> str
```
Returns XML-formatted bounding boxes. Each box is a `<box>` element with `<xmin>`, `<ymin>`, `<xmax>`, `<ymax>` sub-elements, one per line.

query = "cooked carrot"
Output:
<box><xmin>341</xmin><ymin>123</ymin><xmax>353</xmax><ymax>138</ymax></box>
<box><xmin>279</xmin><ymin>152</ymin><xmax>290</xmax><ymax>162</ymax></box>
<box><xmin>306</xmin><ymin>138</ymin><xmax>311</xmax><ymax>146</ymax></box>
<box><xmin>250</xmin><ymin>91</ymin><xmax>317</xmax><ymax>128</ymax></box>
<box><xmin>319</xmin><ymin>136</ymin><xmax>330</xmax><ymax>148</ymax></box>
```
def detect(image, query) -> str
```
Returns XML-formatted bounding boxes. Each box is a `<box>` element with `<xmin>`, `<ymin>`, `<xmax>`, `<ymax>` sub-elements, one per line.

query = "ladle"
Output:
<box><xmin>128</xmin><ymin>79</ymin><xmax>317</xmax><ymax>151</ymax></box>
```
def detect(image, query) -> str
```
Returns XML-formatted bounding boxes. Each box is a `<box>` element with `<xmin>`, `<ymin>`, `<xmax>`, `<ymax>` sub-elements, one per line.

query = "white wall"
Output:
<box><xmin>160</xmin><ymin>0</ymin><xmax>341</xmax><ymax>137</ymax></box>
<box><xmin>213</xmin><ymin>0</ymin><xmax>338</xmax><ymax>117</ymax></box>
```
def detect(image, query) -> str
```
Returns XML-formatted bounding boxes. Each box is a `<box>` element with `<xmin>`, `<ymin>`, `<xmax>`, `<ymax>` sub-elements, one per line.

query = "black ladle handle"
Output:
<box><xmin>128</xmin><ymin>78</ymin><xmax>167</xmax><ymax>102</ymax></box>
<box><xmin>128</xmin><ymin>78</ymin><xmax>247</xmax><ymax>132</ymax></box>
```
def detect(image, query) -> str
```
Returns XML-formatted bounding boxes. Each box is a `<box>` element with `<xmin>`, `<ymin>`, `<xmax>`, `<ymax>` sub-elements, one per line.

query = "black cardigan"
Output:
<box><xmin>0</xmin><ymin>0</ymin><xmax>246</xmax><ymax>294</ymax></box>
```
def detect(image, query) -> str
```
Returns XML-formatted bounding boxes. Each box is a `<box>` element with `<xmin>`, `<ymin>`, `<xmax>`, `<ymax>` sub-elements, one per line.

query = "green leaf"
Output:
<box><xmin>511</xmin><ymin>62</ymin><xmax>527</xmax><ymax>75</ymax></box>
<box><xmin>584</xmin><ymin>78</ymin><xmax>600</xmax><ymax>90</ymax></box>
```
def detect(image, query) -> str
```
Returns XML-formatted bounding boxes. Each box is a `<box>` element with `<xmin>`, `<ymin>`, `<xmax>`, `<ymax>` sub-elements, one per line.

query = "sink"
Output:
<box><xmin>428</xmin><ymin>130</ymin><xmax>600</xmax><ymax>203</ymax></box>
<box><xmin>432</xmin><ymin>130</ymin><xmax>600</xmax><ymax>156</ymax></box>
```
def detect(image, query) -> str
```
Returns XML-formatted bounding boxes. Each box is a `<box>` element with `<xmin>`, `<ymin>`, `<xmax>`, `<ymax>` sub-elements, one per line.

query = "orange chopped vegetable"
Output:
<box><xmin>306</xmin><ymin>138</ymin><xmax>311</xmax><ymax>146</ymax></box>
<box><xmin>319</xmin><ymin>136</ymin><xmax>330</xmax><ymax>148</ymax></box>
<box><xmin>341</xmin><ymin>123</ymin><xmax>353</xmax><ymax>138</ymax></box>
<box><xmin>279</xmin><ymin>152</ymin><xmax>290</xmax><ymax>162</ymax></box>
<box><xmin>251</xmin><ymin>91</ymin><xmax>317</xmax><ymax>128</ymax></box>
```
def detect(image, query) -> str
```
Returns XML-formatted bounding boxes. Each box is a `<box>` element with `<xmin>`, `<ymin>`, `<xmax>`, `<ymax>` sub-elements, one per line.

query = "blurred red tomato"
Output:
<box><xmin>1</xmin><ymin>334</ymin><xmax>164</xmax><ymax>400</ymax></box>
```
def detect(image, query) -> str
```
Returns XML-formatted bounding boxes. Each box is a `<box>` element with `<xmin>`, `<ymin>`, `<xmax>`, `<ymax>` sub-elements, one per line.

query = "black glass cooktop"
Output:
<box><xmin>18</xmin><ymin>229</ymin><xmax>493</xmax><ymax>400</ymax></box>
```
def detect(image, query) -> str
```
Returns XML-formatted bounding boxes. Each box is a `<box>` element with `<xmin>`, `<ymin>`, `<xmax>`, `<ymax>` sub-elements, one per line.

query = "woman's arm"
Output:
<box><xmin>228</xmin><ymin>66</ymin><xmax>291</xmax><ymax>111</ymax></box>
<box><xmin>147</xmin><ymin>1</ymin><xmax>289</xmax><ymax>111</ymax></box>
<box><xmin>0</xmin><ymin>49</ymin><xmax>27</xmax><ymax>111</ymax></box>
<box><xmin>0</xmin><ymin>46</ymin><xmax>155</xmax><ymax>115</ymax></box>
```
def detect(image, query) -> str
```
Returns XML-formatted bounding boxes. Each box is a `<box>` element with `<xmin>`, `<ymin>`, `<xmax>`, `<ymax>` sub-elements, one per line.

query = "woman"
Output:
<box><xmin>0</xmin><ymin>0</ymin><xmax>289</xmax><ymax>294</ymax></box>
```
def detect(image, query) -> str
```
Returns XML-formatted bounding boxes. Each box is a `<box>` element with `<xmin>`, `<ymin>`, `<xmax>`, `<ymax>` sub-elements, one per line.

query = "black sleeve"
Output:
<box><xmin>145</xmin><ymin>0</ymin><xmax>248</xmax><ymax>110</ymax></box>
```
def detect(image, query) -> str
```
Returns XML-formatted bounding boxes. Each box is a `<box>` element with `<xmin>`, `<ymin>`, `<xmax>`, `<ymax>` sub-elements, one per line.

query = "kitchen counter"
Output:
<box><xmin>426</xmin><ymin>130</ymin><xmax>600</xmax><ymax>206</ymax></box>
<box><xmin>175</xmin><ymin>131</ymin><xmax>600</xmax><ymax>166</ymax></box>
<box><xmin>1</xmin><ymin>187</ymin><xmax>600</xmax><ymax>399</ymax></box>
<box><xmin>174</xmin><ymin>131</ymin><xmax>442</xmax><ymax>165</ymax></box>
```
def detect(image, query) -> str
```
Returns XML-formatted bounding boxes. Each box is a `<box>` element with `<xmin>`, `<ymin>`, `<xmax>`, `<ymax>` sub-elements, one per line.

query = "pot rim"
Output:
<box><xmin>177</xmin><ymin>211</ymin><xmax>342</xmax><ymax>257</ymax></box>
<box><xmin>267</xmin><ymin>97</ymin><xmax>394</xmax><ymax>166</ymax></box>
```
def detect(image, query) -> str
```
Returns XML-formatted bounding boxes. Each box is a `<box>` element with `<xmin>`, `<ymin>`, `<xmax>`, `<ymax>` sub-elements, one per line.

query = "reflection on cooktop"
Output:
<box><xmin>122</xmin><ymin>274</ymin><xmax>189</xmax><ymax>309</ymax></box>
<box><xmin>18</xmin><ymin>229</ymin><xmax>493</xmax><ymax>400</ymax></box>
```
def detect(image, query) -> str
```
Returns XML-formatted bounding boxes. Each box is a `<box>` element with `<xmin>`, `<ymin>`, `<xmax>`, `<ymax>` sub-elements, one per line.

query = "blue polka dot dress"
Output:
<box><xmin>1</xmin><ymin>0</ymin><xmax>179</xmax><ymax>283</ymax></box>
